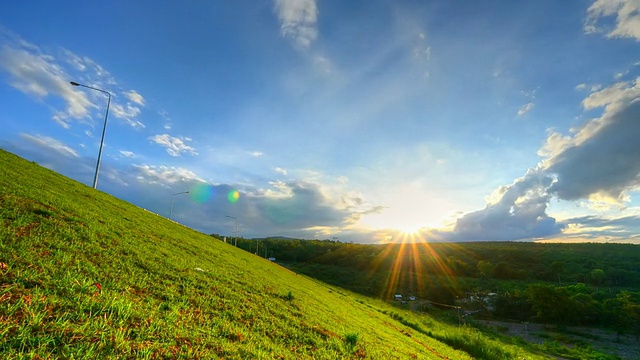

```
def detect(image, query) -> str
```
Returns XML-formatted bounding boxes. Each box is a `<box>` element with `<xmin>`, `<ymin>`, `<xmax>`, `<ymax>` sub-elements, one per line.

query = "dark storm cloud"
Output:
<box><xmin>2</xmin><ymin>136</ymin><xmax>356</xmax><ymax>240</ymax></box>
<box><xmin>545</xmin><ymin>90</ymin><xmax>640</xmax><ymax>201</ymax></box>
<box><xmin>445</xmin><ymin>168</ymin><xmax>563</xmax><ymax>241</ymax></box>
<box><xmin>118</xmin><ymin>173</ymin><xmax>354</xmax><ymax>240</ymax></box>
<box><xmin>440</xmin><ymin>79</ymin><xmax>640</xmax><ymax>242</ymax></box>
<box><xmin>256</xmin><ymin>181</ymin><xmax>347</xmax><ymax>228</ymax></box>
<box><xmin>560</xmin><ymin>215</ymin><xmax>640</xmax><ymax>240</ymax></box>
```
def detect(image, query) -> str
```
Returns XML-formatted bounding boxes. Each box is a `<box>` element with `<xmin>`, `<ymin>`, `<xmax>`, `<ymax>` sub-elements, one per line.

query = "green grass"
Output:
<box><xmin>0</xmin><ymin>148</ymin><xmax>583</xmax><ymax>359</ymax></box>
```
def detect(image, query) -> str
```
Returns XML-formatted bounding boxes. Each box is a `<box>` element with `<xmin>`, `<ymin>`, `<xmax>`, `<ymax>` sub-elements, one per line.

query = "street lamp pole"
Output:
<box><xmin>169</xmin><ymin>191</ymin><xmax>189</xmax><ymax>220</ymax></box>
<box><xmin>70</xmin><ymin>81</ymin><xmax>112</xmax><ymax>189</ymax></box>
<box><xmin>226</xmin><ymin>215</ymin><xmax>238</xmax><ymax>246</ymax></box>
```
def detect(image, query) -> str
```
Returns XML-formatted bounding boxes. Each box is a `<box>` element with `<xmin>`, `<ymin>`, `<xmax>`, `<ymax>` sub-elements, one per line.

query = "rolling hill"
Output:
<box><xmin>0</xmin><ymin>149</ymin><xmax>564</xmax><ymax>359</ymax></box>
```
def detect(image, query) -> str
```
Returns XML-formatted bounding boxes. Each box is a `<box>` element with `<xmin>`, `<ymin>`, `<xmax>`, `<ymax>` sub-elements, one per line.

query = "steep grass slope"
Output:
<box><xmin>0</xmin><ymin>149</ymin><xmax>550</xmax><ymax>359</ymax></box>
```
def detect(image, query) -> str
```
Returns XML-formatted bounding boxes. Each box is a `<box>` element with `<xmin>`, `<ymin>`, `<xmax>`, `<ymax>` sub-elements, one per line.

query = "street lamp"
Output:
<box><xmin>169</xmin><ymin>191</ymin><xmax>189</xmax><ymax>220</ymax></box>
<box><xmin>226</xmin><ymin>215</ymin><xmax>238</xmax><ymax>246</ymax></box>
<box><xmin>70</xmin><ymin>81</ymin><xmax>112</xmax><ymax>189</ymax></box>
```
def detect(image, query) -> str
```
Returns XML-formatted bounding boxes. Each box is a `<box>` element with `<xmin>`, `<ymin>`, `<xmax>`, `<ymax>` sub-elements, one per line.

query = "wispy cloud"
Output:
<box><xmin>275</xmin><ymin>167</ymin><xmax>288</xmax><ymax>175</ymax></box>
<box><xmin>413</xmin><ymin>32</ymin><xmax>431</xmax><ymax>78</ymax></box>
<box><xmin>576</xmin><ymin>83</ymin><xmax>602</xmax><ymax>92</ymax></box>
<box><xmin>0</xmin><ymin>29</ymin><xmax>145</xmax><ymax>130</ymax></box>
<box><xmin>148</xmin><ymin>134</ymin><xmax>198</xmax><ymax>157</ymax></box>
<box><xmin>112</xmin><ymin>103</ymin><xmax>145</xmax><ymax>129</ymax></box>
<box><xmin>133</xmin><ymin>164</ymin><xmax>204</xmax><ymax>185</ymax></box>
<box><xmin>60</xmin><ymin>48</ymin><xmax>115</xmax><ymax>85</ymax></box>
<box><xmin>124</xmin><ymin>90</ymin><xmax>145</xmax><ymax>106</ymax></box>
<box><xmin>158</xmin><ymin>109</ymin><xmax>173</xmax><ymax>130</ymax></box>
<box><xmin>274</xmin><ymin>0</ymin><xmax>318</xmax><ymax>48</ymax></box>
<box><xmin>585</xmin><ymin>0</ymin><xmax>640</xmax><ymax>40</ymax></box>
<box><xmin>0</xmin><ymin>44</ymin><xmax>95</xmax><ymax>127</ymax></box>
<box><xmin>119</xmin><ymin>150</ymin><xmax>135</xmax><ymax>158</ymax></box>
<box><xmin>20</xmin><ymin>133</ymin><xmax>79</xmax><ymax>158</ymax></box>
<box><xmin>517</xmin><ymin>102</ymin><xmax>534</xmax><ymax>117</ymax></box>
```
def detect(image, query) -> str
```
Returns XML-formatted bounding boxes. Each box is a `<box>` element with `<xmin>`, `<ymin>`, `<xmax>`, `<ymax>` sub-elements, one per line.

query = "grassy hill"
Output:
<box><xmin>0</xmin><ymin>149</ymin><xmax>571</xmax><ymax>359</ymax></box>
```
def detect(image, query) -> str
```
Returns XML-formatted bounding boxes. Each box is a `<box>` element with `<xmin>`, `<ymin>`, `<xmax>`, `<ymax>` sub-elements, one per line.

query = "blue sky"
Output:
<box><xmin>1</xmin><ymin>0</ymin><xmax>640</xmax><ymax>243</ymax></box>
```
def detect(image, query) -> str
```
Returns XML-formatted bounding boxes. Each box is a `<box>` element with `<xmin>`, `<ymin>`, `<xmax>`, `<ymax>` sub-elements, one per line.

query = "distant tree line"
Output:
<box><xmin>211</xmin><ymin>235</ymin><xmax>640</xmax><ymax>336</ymax></box>
<box><xmin>209</xmin><ymin>234</ymin><xmax>343</xmax><ymax>262</ymax></box>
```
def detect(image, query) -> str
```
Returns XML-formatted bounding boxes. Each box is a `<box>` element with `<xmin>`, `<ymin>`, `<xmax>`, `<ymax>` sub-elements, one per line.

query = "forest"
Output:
<box><xmin>211</xmin><ymin>235</ymin><xmax>640</xmax><ymax>338</ymax></box>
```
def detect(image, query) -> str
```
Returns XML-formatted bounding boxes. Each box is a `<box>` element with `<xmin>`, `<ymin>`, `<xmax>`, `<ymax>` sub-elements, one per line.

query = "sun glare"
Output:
<box><xmin>398</xmin><ymin>225</ymin><xmax>423</xmax><ymax>238</ymax></box>
<box><xmin>368</xmin><ymin>236</ymin><xmax>461</xmax><ymax>301</ymax></box>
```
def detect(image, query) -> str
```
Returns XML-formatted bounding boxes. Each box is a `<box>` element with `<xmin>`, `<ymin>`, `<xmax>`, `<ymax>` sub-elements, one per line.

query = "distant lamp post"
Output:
<box><xmin>70</xmin><ymin>81</ymin><xmax>112</xmax><ymax>189</ymax></box>
<box><xmin>169</xmin><ymin>191</ymin><xmax>189</xmax><ymax>220</ymax></box>
<box><xmin>226</xmin><ymin>215</ymin><xmax>238</xmax><ymax>246</ymax></box>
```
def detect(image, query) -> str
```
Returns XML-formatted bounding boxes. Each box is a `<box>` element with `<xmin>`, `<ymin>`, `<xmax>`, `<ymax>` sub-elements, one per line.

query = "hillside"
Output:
<box><xmin>0</xmin><ymin>149</ymin><xmax>572</xmax><ymax>359</ymax></box>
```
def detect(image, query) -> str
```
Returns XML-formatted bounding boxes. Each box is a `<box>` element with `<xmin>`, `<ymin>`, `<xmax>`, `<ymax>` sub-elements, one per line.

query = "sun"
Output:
<box><xmin>396</xmin><ymin>225</ymin><xmax>427</xmax><ymax>242</ymax></box>
<box><xmin>398</xmin><ymin>225</ymin><xmax>422</xmax><ymax>237</ymax></box>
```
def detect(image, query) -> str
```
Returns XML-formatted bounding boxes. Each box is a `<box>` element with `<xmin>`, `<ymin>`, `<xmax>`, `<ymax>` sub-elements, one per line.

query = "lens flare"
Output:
<box><xmin>227</xmin><ymin>190</ymin><xmax>240</xmax><ymax>203</ymax></box>
<box><xmin>368</xmin><ymin>231</ymin><xmax>462</xmax><ymax>301</ymax></box>
<box><xmin>190</xmin><ymin>183</ymin><xmax>214</xmax><ymax>203</ymax></box>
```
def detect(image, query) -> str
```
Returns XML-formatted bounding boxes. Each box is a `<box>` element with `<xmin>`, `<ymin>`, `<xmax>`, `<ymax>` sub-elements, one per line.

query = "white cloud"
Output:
<box><xmin>0</xmin><ymin>31</ymin><xmax>144</xmax><ymax>130</ymax></box>
<box><xmin>614</xmin><ymin>70</ymin><xmax>628</xmax><ymax>80</ymax></box>
<box><xmin>576</xmin><ymin>83</ymin><xmax>602</xmax><ymax>92</ymax></box>
<box><xmin>133</xmin><ymin>164</ymin><xmax>204</xmax><ymax>185</ymax></box>
<box><xmin>158</xmin><ymin>109</ymin><xmax>173</xmax><ymax>130</ymax></box>
<box><xmin>124</xmin><ymin>90</ymin><xmax>145</xmax><ymax>106</ymax></box>
<box><xmin>0</xmin><ymin>45</ymin><xmax>95</xmax><ymax>126</ymax></box>
<box><xmin>416</xmin><ymin>43</ymin><xmax>429</xmax><ymax>60</ymax></box>
<box><xmin>111</xmin><ymin>103</ymin><xmax>145</xmax><ymax>129</ymax></box>
<box><xmin>119</xmin><ymin>150</ymin><xmax>135</xmax><ymax>158</ymax></box>
<box><xmin>148</xmin><ymin>134</ymin><xmax>198</xmax><ymax>157</ymax></box>
<box><xmin>20</xmin><ymin>133</ymin><xmax>78</xmax><ymax>158</ymax></box>
<box><xmin>517</xmin><ymin>102</ymin><xmax>535</xmax><ymax>116</ymax></box>
<box><xmin>586</xmin><ymin>0</ymin><xmax>640</xmax><ymax>40</ymax></box>
<box><xmin>249</xmin><ymin>151</ymin><xmax>264</xmax><ymax>157</ymax></box>
<box><xmin>412</xmin><ymin>32</ymin><xmax>431</xmax><ymax>78</ymax></box>
<box><xmin>312</xmin><ymin>54</ymin><xmax>332</xmax><ymax>74</ymax></box>
<box><xmin>52</xmin><ymin>111</ymin><xmax>72</xmax><ymax>129</ymax></box>
<box><xmin>62</xmin><ymin>49</ymin><xmax>87</xmax><ymax>72</ymax></box>
<box><xmin>275</xmin><ymin>167</ymin><xmax>288</xmax><ymax>175</ymax></box>
<box><xmin>262</xmin><ymin>180</ymin><xmax>294</xmax><ymax>198</ymax></box>
<box><xmin>581</xmin><ymin>77</ymin><xmax>640</xmax><ymax>112</ymax></box>
<box><xmin>274</xmin><ymin>0</ymin><xmax>318</xmax><ymax>48</ymax></box>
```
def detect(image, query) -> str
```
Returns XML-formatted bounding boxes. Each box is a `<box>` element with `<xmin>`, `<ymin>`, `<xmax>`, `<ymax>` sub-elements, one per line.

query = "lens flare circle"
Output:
<box><xmin>190</xmin><ymin>183</ymin><xmax>214</xmax><ymax>203</ymax></box>
<box><xmin>227</xmin><ymin>190</ymin><xmax>240</xmax><ymax>203</ymax></box>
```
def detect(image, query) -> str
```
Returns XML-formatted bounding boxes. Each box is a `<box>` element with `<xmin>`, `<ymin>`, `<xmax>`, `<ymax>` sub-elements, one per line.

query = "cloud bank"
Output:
<box><xmin>437</xmin><ymin>77</ymin><xmax>640</xmax><ymax>241</ymax></box>
<box><xmin>585</xmin><ymin>0</ymin><xmax>640</xmax><ymax>41</ymax></box>
<box><xmin>20</xmin><ymin>134</ymin><xmax>79</xmax><ymax>159</ymax></box>
<box><xmin>3</xmin><ymin>133</ymin><xmax>361</xmax><ymax>241</ymax></box>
